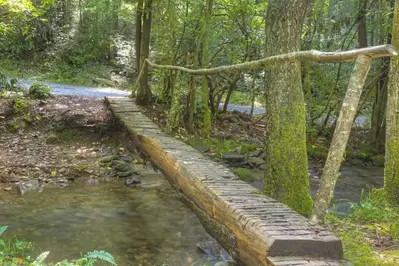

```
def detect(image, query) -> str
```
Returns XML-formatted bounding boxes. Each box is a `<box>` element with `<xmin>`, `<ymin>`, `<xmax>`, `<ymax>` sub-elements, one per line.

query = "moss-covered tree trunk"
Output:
<box><xmin>384</xmin><ymin>0</ymin><xmax>399</xmax><ymax>205</ymax></box>
<box><xmin>311</xmin><ymin>55</ymin><xmax>372</xmax><ymax>223</ymax></box>
<box><xmin>136</xmin><ymin>0</ymin><xmax>153</xmax><ymax>105</ymax></box>
<box><xmin>263</xmin><ymin>0</ymin><xmax>313</xmax><ymax>216</ymax></box>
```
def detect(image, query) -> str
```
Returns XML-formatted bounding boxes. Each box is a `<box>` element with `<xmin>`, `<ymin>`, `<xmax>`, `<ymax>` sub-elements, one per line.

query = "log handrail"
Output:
<box><xmin>132</xmin><ymin>44</ymin><xmax>397</xmax><ymax>93</ymax></box>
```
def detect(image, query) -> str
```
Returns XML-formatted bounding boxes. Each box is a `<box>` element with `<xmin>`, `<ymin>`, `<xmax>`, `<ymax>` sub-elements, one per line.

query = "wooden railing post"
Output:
<box><xmin>311</xmin><ymin>54</ymin><xmax>373</xmax><ymax>223</ymax></box>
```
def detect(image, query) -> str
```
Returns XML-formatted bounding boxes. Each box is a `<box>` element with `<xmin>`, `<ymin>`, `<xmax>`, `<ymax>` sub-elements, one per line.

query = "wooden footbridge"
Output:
<box><xmin>106</xmin><ymin>97</ymin><xmax>347</xmax><ymax>266</ymax></box>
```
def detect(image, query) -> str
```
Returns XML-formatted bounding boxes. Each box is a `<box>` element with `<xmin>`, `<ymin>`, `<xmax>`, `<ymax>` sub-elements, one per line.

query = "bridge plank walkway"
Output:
<box><xmin>106</xmin><ymin>97</ymin><xmax>346</xmax><ymax>266</ymax></box>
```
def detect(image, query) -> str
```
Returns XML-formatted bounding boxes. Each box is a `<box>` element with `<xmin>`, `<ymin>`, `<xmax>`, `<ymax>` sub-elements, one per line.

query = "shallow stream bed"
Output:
<box><xmin>0</xmin><ymin>177</ymin><xmax>213</xmax><ymax>265</ymax></box>
<box><xmin>0</xmin><ymin>96</ymin><xmax>217</xmax><ymax>266</ymax></box>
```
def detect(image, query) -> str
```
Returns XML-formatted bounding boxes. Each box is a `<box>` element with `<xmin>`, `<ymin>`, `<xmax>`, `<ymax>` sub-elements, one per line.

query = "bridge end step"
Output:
<box><xmin>268</xmin><ymin>257</ymin><xmax>352</xmax><ymax>266</ymax></box>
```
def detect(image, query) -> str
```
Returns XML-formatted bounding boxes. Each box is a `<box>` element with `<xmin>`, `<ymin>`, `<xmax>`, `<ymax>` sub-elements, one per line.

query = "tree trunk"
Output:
<box><xmin>250</xmin><ymin>72</ymin><xmax>256</xmax><ymax>117</ymax></box>
<box><xmin>136</xmin><ymin>0</ymin><xmax>153</xmax><ymax>105</ymax></box>
<box><xmin>135</xmin><ymin>0</ymin><xmax>143</xmax><ymax>73</ymax></box>
<box><xmin>223</xmin><ymin>75</ymin><xmax>241</xmax><ymax>112</ymax></box>
<box><xmin>370</xmin><ymin>4</ymin><xmax>393</xmax><ymax>150</ymax></box>
<box><xmin>357</xmin><ymin>0</ymin><xmax>368</xmax><ymax>48</ymax></box>
<box><xmin>311</xmin><ymin>55</ymin><xmax>372</xmax><ymax>224</ymax></box>
<box><xmin>200</xmin><ymin>0</ymin><xmax>213</xmax><ymax>136</ymax></box>
<box><xmin>384</xmin><ymin>0</ymin><xmax>399</xmax><ymax>205</ymax></box>
<box><xmin>371</xmin><ymin>57</ymin><xmax>389</xmax><ymax>149</ymax></box>
<box><xmin>263</xmin><ymin>0</ymin><xmax>313</xmax><ymax>216</ymax></box>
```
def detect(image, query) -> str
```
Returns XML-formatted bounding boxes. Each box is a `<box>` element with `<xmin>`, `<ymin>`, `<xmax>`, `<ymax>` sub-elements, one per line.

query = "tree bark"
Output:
<box><xmin>223</xmin><ymin>74</ymin><xmax>241</xmax><ymax>112</ymax></box>
<box><xmin>371</xmin><ymin>57</ymin><xmax>389</xmax><ymax>148</ymax></box>
<box><xmin>136</xmin><ymin>0</ymin><xmax>153</xmax><ymax>105</ymax></box>
<box><xmin>263</xmin><ymin>0</ymin><xmax>313</xmax><ymax>216</ymax></box>
<box><xmin>135</xmin><ymin>0</ymin><xmax>143</xmax><ymax>73</ymax></box>
<box><xmin>200</xmin><ymin>0</ymin><xmax>213</xmax><ymax>136</ymax></box>
<box><xmin>250</xmin><ymin>72</ymin><xmax>256</xmax><ymax>117</ymax></box>
<box><xmin>384</xmin><ymin>0</ymin><xmax>399</xmax><ymax>205</ymax></box>
<box><xmin>141</xmin><ymin>45</ymin><xmax>395</xmax><ymax>76</ymax></box>
<box><xmin>311</xmin><ymin>55</ymin><xmax>372</xmax><ymax>224</ymax></box>
<box><xmin>357</xmin><ymin>0</ymin><xmax>368</xmax><ymax>48</ymax></box>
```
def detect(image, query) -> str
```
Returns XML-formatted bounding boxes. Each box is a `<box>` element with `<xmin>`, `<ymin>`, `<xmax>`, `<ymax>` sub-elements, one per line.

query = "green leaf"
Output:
<box><xmin>0</xmin><ymin>225</ymin><xmax>8</xmax><ymax>235</ymax></box>
<box><xmin>85</xmin><ymin>250</ymin><xmax>117</xmax><ymax>265</ymax></box>
<box><xmin>0</xmin><ymin>239</ymin><xmax>5</xmax><ymax>247</ymax></box>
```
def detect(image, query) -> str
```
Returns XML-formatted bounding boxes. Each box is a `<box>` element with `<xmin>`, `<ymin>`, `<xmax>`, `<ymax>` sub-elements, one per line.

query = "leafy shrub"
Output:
<box><xmin>28</xmin><ymin>82</ymin><xmax>52</xmax><ymax>99</ymax></box>
<box><xmin>348</xmin><ymin>188</ymin><xmax>398</xmax><ymax>223</ymax></box>
<box><xmin>0</xmin><ymin>225</ymin><xmax>117</xmax><ymax>265</ymax></box>
<box><xmin>12</xmin><ymin>98</ymin><xmax>30</xmax><ymax>115</ymax></box>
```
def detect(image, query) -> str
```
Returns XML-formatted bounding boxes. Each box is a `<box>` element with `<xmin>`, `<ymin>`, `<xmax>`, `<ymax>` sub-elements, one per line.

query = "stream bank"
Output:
<box><xmin>0</xmin><ymin>95</ymin><xmax>229</xmax><ymax>265</ymax></box>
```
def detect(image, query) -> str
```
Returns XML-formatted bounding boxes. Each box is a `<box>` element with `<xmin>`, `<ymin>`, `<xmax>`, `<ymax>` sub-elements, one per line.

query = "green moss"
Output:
<box><xmin>263</xmin><ymin>101</ymin><xmax>313</xmax><ymax>216</ymax></box>
<box><xmin>186</xmin><ymin>137</ymin><xmax>210</xmax><ymax>153</ymax></box>
<box><xmin>12</xmin><ymin>98</ymin><xmax>30</xmax><ymax>115</ymax></box>
<box><xmin>233</xmin><ymin>168</ymin><xmax>255</xmax><ymax>183</ymax></box>
<box><xmin>325</xmin><ymin>214</ymin><xmax>388</xmax><ymax>266</ymax></box>
<box><xmin>46</xmin><ymin>135</ymin><xmax>58</xmax><ymax>144</ymax></box>
<box><xmin>56</xmin><ymin>129</ymin><xmax>80</xmax><ymax>142</ymax></box>
<box><xmin>371</xmin><ymin>154</ymin><xmax>385</xmax><ymax>166</ymax></box>
<box><xmin>7</xmin><ymin>122</ymin><xmax>19</xmax><ymax>133</ymax></box>
<box><xmin>338</xmin><ymin>228</ymin><xmax>381</xmax><ymax>265</ymax></box>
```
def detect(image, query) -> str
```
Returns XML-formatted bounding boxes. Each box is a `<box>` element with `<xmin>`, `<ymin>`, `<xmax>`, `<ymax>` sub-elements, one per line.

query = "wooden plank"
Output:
<box><xmin>105</xmin><ymin>97</ymin><xmax>345</xmax><ymax>266</ymax></box>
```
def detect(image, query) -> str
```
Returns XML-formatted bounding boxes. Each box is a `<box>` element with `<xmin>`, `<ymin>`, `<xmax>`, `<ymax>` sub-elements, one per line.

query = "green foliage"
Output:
<box><xmin>233</xmin><ymin>168</ymin><xmax>255</xmax><ymax>182</ymax></box>
<box><xmin>186</xmin><ymin>136</ymin><xmax>259</xmax><ymax>158</ymax></box>
<box><xmin>28</xmin><ymin>82</ymin><xmax>51</xmax><ymax>99</ymax></box>
<box><xmin>12</xmin><ymin>98</ymin><xmax>30</xmax><ymax>115</ymax></box>
<box><xmin>306</xmin><ymin>143</ymin><xmax>329</xmax><ymax>160</ymax></box>
<box><xmin>332</xmin><ymin>225</ymin><xmax>381</xmax><ymax>265</ymax></box>
<box><xmin>85</xmin><ymin>250</ymin><xmax>117</xmax><ymax>265</ymax></box>
<box><xmin>0</xmin><ymin>225</ymin><xmax>117</xmax><ymax>265</ymax></box>
<box><xmin>348</xmin><ymin>189</ymin><xmax>399</xmax><ymax>224</ymax></box>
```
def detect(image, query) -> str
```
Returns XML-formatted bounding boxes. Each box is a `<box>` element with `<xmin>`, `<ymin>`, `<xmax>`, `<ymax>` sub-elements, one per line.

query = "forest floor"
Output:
<box><xmin>0</xmin><ymin>96</ymin><xmax>113</xmax><ymax>193</ymax></box>
<box><xmin>141</xmin><ymin>103</ymin><xmax>399</xmax><ymax>266</ymax></box>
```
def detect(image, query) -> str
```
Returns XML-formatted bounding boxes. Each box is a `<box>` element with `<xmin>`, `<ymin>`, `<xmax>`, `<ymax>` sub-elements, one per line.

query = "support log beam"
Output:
<box><xmin>311</xmin><ymin>55</ymin><xmax>373</xmax><ymax>223</ymax></box>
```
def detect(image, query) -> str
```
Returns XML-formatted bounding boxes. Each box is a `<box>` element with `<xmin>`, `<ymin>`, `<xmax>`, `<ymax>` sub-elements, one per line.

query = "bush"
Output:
<box><xmin>348</xmin><ymin>188</ymin><xmax>398</xmax><ymax>223</ymax></box>
<box><xmin>28</xmin><ymin>82</ymin><xmax>51</xmax><ymax>99</ymax></box>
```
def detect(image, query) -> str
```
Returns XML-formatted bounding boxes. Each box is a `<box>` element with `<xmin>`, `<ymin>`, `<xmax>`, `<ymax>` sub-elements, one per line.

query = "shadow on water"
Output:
<box><xmin>0</xmin><ymin>177</ymin><xmax>214</xmax><ymax>265</ymax></box>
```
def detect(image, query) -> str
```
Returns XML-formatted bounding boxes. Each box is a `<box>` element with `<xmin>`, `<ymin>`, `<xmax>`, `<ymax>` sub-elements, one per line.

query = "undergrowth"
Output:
<box><xmin>326</xmin><ymin>189</ymin><xmax>399</xmax><ymax>265</ymax></box>
<box><xmin>0</xmin><ymin>225</ymin><xmax>117</xmax><ymax>265</ymax></box>
<box><xmin>0</xmin><ymin>56</ymin><xmax>117</xmax><ymax>87</ymax></box>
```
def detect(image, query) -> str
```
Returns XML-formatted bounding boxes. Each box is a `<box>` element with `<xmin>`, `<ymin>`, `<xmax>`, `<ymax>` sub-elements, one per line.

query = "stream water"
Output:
<box><xmin>0</xmin><ymin>177</ymin><xmax>214</xmax><ymax>265</ymax></box>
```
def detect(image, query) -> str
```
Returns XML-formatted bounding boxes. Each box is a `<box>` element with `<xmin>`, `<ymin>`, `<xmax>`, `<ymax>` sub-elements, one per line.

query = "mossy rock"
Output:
<box><xmin>186</xmin><ymin>137</ymin><xmax>211</xmax><ymax>153</ymax></box>
<box><xmin>233</xmin><ymin>168</ymin><xmax>255</xmax><ymax>183</ymax></box>
<box><xmin>371</xmin><ymin>155</ymin><xmax>385</xmax><ymax>166</ymax></box>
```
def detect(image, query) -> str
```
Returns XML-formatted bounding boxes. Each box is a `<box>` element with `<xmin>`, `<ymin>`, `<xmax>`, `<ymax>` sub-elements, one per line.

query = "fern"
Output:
<box><xmin>0</xmin><ymin>225</ymin><xmax>8</xmax><ymax>235</ymax></box>
<box><xmin>85</xmin><ymin>250</ymin><xmax>117</xmax><ymax>265</ymax></box>
<box><xmin>33</xmin><ymin>251</ymin><xmax>50</xmax><ymax>265</ymax></box>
